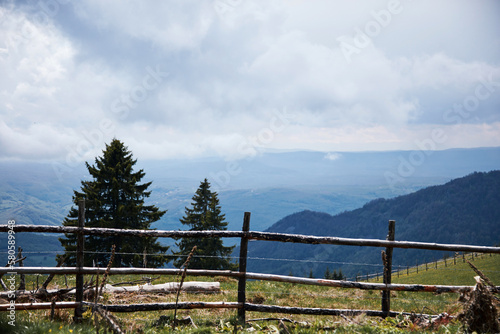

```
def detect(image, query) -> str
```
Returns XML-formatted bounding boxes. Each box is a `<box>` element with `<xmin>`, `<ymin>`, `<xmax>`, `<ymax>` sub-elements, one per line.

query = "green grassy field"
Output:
<box><xmin>388</xmin><ymin>253</ymin><xmax>500</xmax><ymax>286</ymax></box>
<box><xmin>1</xmin><ymin>254</ymin><xmax>498</xmax><ymax>333</ymax></box>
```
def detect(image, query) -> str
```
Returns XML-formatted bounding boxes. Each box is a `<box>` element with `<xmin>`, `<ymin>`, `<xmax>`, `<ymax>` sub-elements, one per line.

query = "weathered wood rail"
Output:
<box><xmin>0</xmin><ymin>267</ymin><xmax>485</xmax><ymax>294</ymax></box>
<box><xmin>2</xmin><ymin>224</ymin><xmax>500</xmax><ymax>253</ymax></box>
<box><xmin>1</xmin><ymin>201</ymin><xmax>499</xmax><ymax>326</ymax></box>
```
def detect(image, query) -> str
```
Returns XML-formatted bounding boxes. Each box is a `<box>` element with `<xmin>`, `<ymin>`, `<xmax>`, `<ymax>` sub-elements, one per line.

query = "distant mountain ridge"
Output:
<box><xmin>246</xmin><ymin>170</ymin><xmax>500</xmax><ymax>278</ymax></box>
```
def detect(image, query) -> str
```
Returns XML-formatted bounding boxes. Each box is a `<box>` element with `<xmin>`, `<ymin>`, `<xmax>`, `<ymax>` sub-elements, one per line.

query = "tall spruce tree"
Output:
<box><xmin>174</xmin><ymin>179</ymin><xmax>236</xmax><ymax>270</ymax></box>
<box><xmin>58</xmin><ymin>139</ymin><xmax>168</xmax><ymax>267</ymax></box>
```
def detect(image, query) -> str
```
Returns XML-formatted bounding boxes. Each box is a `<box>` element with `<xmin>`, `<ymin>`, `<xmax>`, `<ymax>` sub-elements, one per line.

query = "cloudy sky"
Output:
<box><xmin>1</xmin><ymin>0</ymin><xmax>499</xmax><ymax>163</ymax></box>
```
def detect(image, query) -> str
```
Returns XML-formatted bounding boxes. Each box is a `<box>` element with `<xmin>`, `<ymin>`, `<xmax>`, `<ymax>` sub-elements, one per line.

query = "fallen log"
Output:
<box><xmin>0</xmin><ymin>287</ymin><xmax>76</xmax><ymax>299</ymax></box>
<box><xmin>0</xmin><ymin>281</ymin><xmax>220</xmax><ymax>299</ymax></box>
<box><xmin>0</xmin><ymin>301</ymin><xmax>78</xmax><ymax>311</ymax></box>
<box><xmin>102</xmin><ymin>281</ymin><xmax>220</xmax><ymax>294</ymax></box>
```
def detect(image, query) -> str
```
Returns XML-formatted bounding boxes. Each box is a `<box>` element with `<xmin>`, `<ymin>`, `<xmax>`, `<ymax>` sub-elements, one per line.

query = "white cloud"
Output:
<box><xmin>324</xmin><ymin>152</ymin><xmax>342</xmax><ymax>161</ymax></box>
<box><xmin>0</xmin><ymin>1</ymin><xmax>499</xmax><ymax>162</ymax></box>
<box><xmin>75</xmin><ymin>0</ymin><xmax>214</xmax><ymax>51</ymax></box>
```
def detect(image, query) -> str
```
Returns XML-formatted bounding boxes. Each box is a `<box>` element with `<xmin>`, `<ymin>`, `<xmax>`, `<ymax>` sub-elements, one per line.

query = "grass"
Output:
<box><xmin>1</xmin><ymin>254</ymin><xmax>498</xmax><ymax>333</ymax></box>
<box><xmin>389</xmin><ymin>253</ymin><xmax>500</xmax><ymax>286</ymax></box>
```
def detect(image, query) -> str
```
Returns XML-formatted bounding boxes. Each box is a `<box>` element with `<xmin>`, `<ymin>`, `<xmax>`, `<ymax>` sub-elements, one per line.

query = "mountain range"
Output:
<box><xmin>245</xmin><ymin>170</ymin><xmax>500</xmax><ymax>278</ymax></box>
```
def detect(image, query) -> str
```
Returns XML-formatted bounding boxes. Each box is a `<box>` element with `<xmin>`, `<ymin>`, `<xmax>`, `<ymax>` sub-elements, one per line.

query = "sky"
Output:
<box><xmin>1</xmin><ymin>0</ymin><xmax>500</xmax><ymax>164</ymax></box>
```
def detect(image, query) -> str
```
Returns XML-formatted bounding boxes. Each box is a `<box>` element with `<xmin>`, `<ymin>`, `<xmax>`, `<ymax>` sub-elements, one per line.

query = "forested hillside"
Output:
<box><xmin>246</xmin><ymin>171</ymin><xmax>500</xmax><ymax>278</ymax></box>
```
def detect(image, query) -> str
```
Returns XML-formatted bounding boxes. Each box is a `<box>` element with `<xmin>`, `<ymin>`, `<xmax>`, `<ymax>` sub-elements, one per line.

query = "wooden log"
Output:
<box><xmin>382</xmin><ymin>220</ymin><xmax>395</xmax><ymax>317</ymax></box>
<box><xmin>104</xmin><ymin>281</ymin><xmax>220</xmax><ymax>293</ymax></box>
<box><xmin>0</xmin><ymin>287</ymin><xmax>75</xmax><ymax>299</ymax></box>
<box><xmin>1</xmin><ymin>300</ymin><xmax>442</xmax><ymax>321</ymax></box>
<box><xmin>2</xmin><ymin>225</ymin><xmax>500</xmax><ymax>254</ymax></box>
<box><xmin>173</xmin><ymin>245</ymin><xmax>197</xmax><ymax>330</ymax></box>
<box><xmin>86</xmin><ymin>301</ymin><xmax>242</xmax><ymax>312</ymax></box>
<box><xmin>0</xmin><ymin>267</ymin><xmax>239</xmax><ymax>277</ymax></box>
<box><xmin>238</xmin><ymin>212</ymin><xmax>251</xmax><ymax>323</ymax></box>
<box><xmin>0</xmin><ymin>257</ymin><xmax>26</xmax><ymax>284</ymax></box>
<box><xmin>245</xmin><ymin>232</ymin><xmax>500</xmax><ymax>254</ymax></box>
<box><xmin>244</xmin><ymin>303</ymin><xmax>428</xmax><ymax>318</ymax></box>
<box><xmin>0</xmin><ymin>282</ymin><xmax>219</xmax><ymax>299</ymax></box>
<box><xmin>74</xmin><ymin>199</ymin><xmax>85</xmax><ymax>323</ymax></box>
<box><xmin>1</xmin><ymin>267</ymin><xmax>496</xmax><ymax>294</ymax></box>
<box><xmin>243</xmin><ymin>272</ymin><xmax>477</xmax><ymax>293</ymax></box>
<box><xmin>0</xmin><ymin>301</ymin><xmax>78</xmax><ymax>311</ymax></box>
<box><xmin>18</xmin><ymin>247</ymin><xmax>25</xmax><ymax>291</ymax></box>
<box><xmin>50</xmin><ymin>300</ymin><xmax>56</xmax><ymax>320</ymax></box>
<box><xmin>0</xmin><ymin>225</ymin><xmax>243</xmax><ymax>238</ymax></box>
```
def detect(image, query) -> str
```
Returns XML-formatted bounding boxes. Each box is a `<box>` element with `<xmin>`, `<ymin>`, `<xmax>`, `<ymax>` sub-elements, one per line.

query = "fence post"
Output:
<box><xmin>381</xmin><ymin>220</ymin><xmax>395</xmax><ymax>317</ymax></box>
<box><xmin>74</xmin><ymin>199</ymin><xmax>85</xmax><ymax>323</ymax></box>
<box><xmin>237</xmin><ymin>212</ymin><xmax>251</xmax><ymax>325</ymax></box>
<box><xmin>18</xmin><ymin>247</ymin><xmax>25</xmax><ymax>291</ymax></box>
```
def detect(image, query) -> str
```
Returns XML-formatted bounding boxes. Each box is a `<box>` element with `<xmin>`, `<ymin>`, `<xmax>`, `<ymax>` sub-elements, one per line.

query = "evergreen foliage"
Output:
<box><xmin>174</xmin><ymin>178</ymin><xmax>236</xmax><ymax>270</ymax></box>
<box><xmin>324</xmin><ymin>267</ymin><xmax>331</xmax><ymax>279</ymax></box>
<box><xmin>58</xmin><ymin>139</ymin><xmax>168</xmax><ymax>267</ymax></box>
<box><xmin>324</xmin><ymin>267</ymin><xmax>344</xmax><ymax>280</ymax></box>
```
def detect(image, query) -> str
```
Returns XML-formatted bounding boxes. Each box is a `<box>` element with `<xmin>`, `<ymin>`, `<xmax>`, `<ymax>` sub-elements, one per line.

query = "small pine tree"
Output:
<box><xmin>337</xmin><ymin>269</ymin><xmax>344</xmax><ymax>280</ymax></box>
<box><xmin>58</xmin><ymin>139</ymin><xmax>169</xmax><ymax>267</ymax></box>
<box><xmin>324</xmin><ymin>267</ymin><xmax>331</xmax><ymax>279</ymax></box>
<box><xmin>174</xmin><ymin>179</ymin><xmax>236</xmax><ymax>270</ymax></box>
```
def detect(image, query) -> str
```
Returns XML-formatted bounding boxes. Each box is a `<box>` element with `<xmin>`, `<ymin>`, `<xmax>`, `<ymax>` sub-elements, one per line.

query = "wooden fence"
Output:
<box><xmin>1</xmin><ymin>200</ymin><xmax>500</xmax><ymax>325</ymax></box>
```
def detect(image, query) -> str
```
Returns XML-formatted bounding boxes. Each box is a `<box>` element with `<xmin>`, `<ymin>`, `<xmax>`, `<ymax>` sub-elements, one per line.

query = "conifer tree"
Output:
<box><xmin>336</xmin><ymin>269</ymin><xmax>344</xmax><ymax>280</ymax></box>
<box><xmin>324</xmin><ymin>267</ymin><xmax>331</xmax><ymax>279</ymax></box>
<box><xmin>174</xmin><ymin>178</ymin><xmax>236</xmax><ymax>270</ymax></box>
<box><xmin>58</xmin><ymin>139</ymin><xmax>168</xmax><ymax>267</ymax></box>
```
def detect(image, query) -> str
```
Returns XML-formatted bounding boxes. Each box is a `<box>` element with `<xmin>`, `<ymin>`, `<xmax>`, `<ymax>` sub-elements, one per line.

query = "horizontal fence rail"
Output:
<box><xmin>0</xmin><ymin>267</ymin><xmax>492</xmax><ymax>294</ymax></box>
<box><xmin>85</xmin><ymin>301</ymin><xmax>242</xmax><ymax>313</ymax></box>
<box><xmin>0</xmin><ymin>301</ymin><xmax>436</xmax><ymax>319</ymax></box>
<box><xmin>1</xmin><ymin>224</ymin><xmax>500</xmax><ymax>254</ymax></box>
